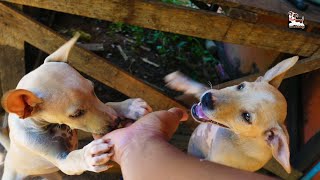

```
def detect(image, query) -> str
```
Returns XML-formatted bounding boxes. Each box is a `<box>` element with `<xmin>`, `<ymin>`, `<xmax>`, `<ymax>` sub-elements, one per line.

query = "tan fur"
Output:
<box><xmin>0</xmin><ymin>34</ymin><xmax>152</xmax><ymax>179</ymax></box>
<box><xmin>165</xmin><ymin>56</ymin><xmax>299</xmax><ymax>174</ymax></box>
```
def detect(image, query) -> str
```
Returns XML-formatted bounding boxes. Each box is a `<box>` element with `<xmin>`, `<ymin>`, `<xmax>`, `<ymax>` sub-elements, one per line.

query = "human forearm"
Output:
<box><xmin>119</xmin><ymin>137</ymin><xmax>274</xmax><ymax>180</ymax></box>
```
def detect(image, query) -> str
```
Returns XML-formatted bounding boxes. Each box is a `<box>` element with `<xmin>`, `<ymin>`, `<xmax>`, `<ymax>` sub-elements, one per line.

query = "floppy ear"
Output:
<box><xmin>1</xmin><ymin>89</ymin><xmax>43</xmax><ymax>119</ymax></box>
<box><xmin>258</xmin><ymin>56</ymin><xmax>299</xmax><ymax>88</ymax></box>
<box><xmin>265</xmin><ymin>124</ymin><xmax>291</xmax><ymax>174</ymax></box>
<box><xmin>44</xmin><ymin>33</ymin><xmax>80</xmax><ymax>63</ymax></box>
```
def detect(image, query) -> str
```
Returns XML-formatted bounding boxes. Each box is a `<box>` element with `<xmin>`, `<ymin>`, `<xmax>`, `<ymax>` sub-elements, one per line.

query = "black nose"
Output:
<box><xmin>201</xmin><ymin>92</ymin><xmax>214</xmax><ymax>110</ymax></box>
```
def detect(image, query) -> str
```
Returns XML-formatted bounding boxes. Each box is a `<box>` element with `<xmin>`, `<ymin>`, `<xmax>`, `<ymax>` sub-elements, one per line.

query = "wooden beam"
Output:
<box><xmin>2</xmin><ymin>0</ymin><xmax>320</xmax><ymax>57</ymax></box>
<box><xmin>213</xmin><ymin>55</ymin><xmax>320</xmax><ymax>89</ymax></box>
<box><xmin>0</xmin><ymin>3</ymin><xmax>188</xmax><ymax>114</ymax></box>
<box><xmin>0</xmin><ymin>21</ymin><xmax>25</xmax><ymax>112</ymax></box>
<box><xmin>196</xmin><ymin>0</ymin><xmax>320</xmax><ymax>25</ymax></box>
<box><xmin>264</xmin><ymin>158</ymin><xmax>302</xmax><ymax>180</ymax></box>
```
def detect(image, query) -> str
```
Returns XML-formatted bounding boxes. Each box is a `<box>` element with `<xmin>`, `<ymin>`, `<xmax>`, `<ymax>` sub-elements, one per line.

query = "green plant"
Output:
<box><xmin>161</xmin><ymin>0</ymin><xmax>188</xmax><ymax>5</ymax></box>
<box><xmin>108</xmin><ymin>22</ymin><xmax>219</xmax><ymax>65</ymax></box>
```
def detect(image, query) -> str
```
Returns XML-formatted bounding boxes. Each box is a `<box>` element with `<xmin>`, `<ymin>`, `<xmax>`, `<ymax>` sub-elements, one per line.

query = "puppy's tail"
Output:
<box><xmin>0</xmin><ymin>113</ymin><xmax>10</xmax><ymax>151</ymax></box>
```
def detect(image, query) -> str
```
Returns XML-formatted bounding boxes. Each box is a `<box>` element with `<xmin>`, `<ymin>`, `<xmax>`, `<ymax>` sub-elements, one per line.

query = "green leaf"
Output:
<box><xmin>177</xmin><ymin>41</ymin><xmax>187</xmax><ymax>48</ymax></box>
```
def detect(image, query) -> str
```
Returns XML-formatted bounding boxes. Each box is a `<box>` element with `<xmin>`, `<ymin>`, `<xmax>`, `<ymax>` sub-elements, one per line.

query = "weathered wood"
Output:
<box><xmin>0</xmin><ymin>3</ymin><xmax>188</xmax><ymax>114</ymax></box>
<box><xmin>264</xmin><ymin>158</ymin><xmax>302</xmax><ymax>180</ymax></box>
<box><xmin>197</xmin><ymin>0</ymin><xmax>320</xmax><ymax>25</ymax></box>
<box><xmin>2</xmin><ymin>0</ymin><xmax>320</xmax><ymax>56</ymax></box>
<box><xmin>0</xmin><ymin>23</ymin><xmax>25</xmax><ymax>112</ymax></box>
<box><xmin>213</xmin><ymin>55</ymin><xmax>320</xmax><ymax>89</ymax></box>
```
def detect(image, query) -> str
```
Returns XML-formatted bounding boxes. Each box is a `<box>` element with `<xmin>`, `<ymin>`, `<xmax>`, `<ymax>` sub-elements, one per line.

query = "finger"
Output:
<box><xmin>90</xmin><ymin>143</ymin><xmax>113</xmax><ymax>155</ymax></box>
<box><xmin>168</xmin><ymin>108</ymin><xmax>188</xmax><ymax>122</ymax></box>
<box><xmin>145</xmin><ymin>104</ymin><xmax>153</xmax><ymax>112</ymax></box>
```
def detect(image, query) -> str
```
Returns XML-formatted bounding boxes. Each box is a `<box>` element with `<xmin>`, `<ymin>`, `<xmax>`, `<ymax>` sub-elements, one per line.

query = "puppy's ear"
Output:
<box><xmin>259</xmin><ymin>56</ymin><xmax>299</xmax><ymax>88</ymax></box>
<box><xmin>44</xmin><ymin>33</ymin><xmax>80</xmax><ymax>63</ymax></box>
<box><xmin>265</xmin><ymin>124</ymin><xmax>291</xmax><ymax>174</ymax></box>
<box><xmin>1</xmin><ymin>89</ymin><xmax>43</xmax><ymax>119</ymax></box>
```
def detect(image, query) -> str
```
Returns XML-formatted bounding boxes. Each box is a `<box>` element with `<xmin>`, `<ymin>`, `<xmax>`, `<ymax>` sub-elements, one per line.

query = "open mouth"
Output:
<box><xmin>191</xmin><ymin>103</ymin><xmax>229</xmax><ymax>129</ymax></box>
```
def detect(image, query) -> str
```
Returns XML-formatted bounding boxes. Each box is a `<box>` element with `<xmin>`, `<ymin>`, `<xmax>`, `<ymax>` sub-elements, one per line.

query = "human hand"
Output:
<box><xmin>101</xmin><ymin>108</ymin><xmax>188</xmax><ymax>164</ymax></box>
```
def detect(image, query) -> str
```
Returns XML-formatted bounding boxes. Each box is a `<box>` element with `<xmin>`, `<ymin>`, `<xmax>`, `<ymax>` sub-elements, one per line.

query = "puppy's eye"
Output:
<box><xmin>69</xmin><ymin>109</ymin><xmax>86</xmax><ymax>118</ymax></box>
<box><xmin>241</xmin><ymin>112</ymin><xmax>251</xmax><ymax>124</ymax></box>
<box><xmin>237</xmin><ymin>83</ymin><xmax>245</xmax><ymax>90</ymax></box>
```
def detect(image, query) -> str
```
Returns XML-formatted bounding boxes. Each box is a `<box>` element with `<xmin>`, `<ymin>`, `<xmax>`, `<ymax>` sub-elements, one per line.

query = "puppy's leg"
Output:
<box><xmin>165</xmin><ymin>71</ymin><xmax>209</xmax><ymax>99</ymax></box>
<box><xmin>53</xmin><ymin>139</ymin><xmax>113</xmax><ymax>175</ymax></box>
<box><xmin>2</xmin><ymin>161</ymin><xmax>26</xmax><ymax>180</ymax></box>
<box><xmin>107</xmin><ymin>98</ymin><xmax>152</xmax><ymax>120</ymax></box>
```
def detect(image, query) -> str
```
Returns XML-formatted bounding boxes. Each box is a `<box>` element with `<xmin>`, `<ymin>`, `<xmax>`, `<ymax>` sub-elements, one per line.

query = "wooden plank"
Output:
<box><xmin>0</xmin><ymin>3</ymin><xmax>188</xmax><ymax>115</ymax></box>
<box><xmin>197</xmin><ymin>0</ymin><xmax>320</xmax><ymax>25</ymax></box>
<box><xmin>264</xmin><ymin>158</ymin><xmax>302</xmax><ymax>180</ymax></box>
<box><xmin>2</xmin><ymin>0</ymin><xmax>320</xmax><ymax>56</ymax></box>
<box><xmin>213</xmin><ymin>55</ymin><xmax>320</xmax><ymax>89</ymax></box>
<box><xmin>0</xmin><ymin>24</ymin><xmax>25</xmax><ymax>113</ymax></box>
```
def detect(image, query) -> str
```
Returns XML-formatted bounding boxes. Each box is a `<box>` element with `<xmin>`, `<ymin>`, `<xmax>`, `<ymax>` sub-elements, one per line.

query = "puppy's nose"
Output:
<box><xmin>201</xmin><ymin>92</ymin><xmax>215</xmax><ymax>110</ymax></box>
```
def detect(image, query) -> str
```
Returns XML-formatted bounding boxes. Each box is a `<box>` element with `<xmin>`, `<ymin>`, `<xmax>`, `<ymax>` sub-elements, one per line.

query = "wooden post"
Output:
<box><xmin>0</xmin><ymin>26</ymin><xmax>25</xmax><ymax>112</ymax></box>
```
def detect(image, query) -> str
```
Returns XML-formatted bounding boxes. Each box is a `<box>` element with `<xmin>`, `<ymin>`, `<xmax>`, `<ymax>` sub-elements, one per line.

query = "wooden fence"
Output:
<box><xmin>0</xmin><ymin>0</ymin><xmax>319</xmax><ymax>179</ymax></box>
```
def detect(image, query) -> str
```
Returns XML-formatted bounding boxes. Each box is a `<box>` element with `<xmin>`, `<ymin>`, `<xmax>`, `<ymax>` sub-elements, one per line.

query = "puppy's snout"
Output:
<box><xmin>201</xmin><ymin>92</ymin><xmax>215</xmax><ymax>110</ymax></box>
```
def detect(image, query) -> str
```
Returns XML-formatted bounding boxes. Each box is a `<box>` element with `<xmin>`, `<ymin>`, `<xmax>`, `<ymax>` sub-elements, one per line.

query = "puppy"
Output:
<box><xmin>0</xmin><ymin>34</ymin><xmax>152</xmax><ymax>179</ymax></box>
<box><xmin>165</xmin><ymin>56</ymin><xmax>299</xmax><ymax>173</ymax></box>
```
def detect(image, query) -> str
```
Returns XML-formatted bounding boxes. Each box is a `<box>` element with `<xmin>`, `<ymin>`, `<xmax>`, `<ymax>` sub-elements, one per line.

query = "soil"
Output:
<box><xmin>24</xmin><ymin>9</ymin><xmax>222</xmax><ymax>102</ymax></box>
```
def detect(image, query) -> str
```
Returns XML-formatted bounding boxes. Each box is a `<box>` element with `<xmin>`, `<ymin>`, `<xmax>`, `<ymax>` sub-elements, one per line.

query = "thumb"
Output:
<box><xmin>168</xmin><ymin>108</ymin><xmax>188</xmax><ymax>122</ymax></box>
<box><xmin>158</xmin><ymin>108</ymin><xmax>188</xmax><ymax>140</ymax></box>
<box><xmin>131</xmin><ymin>108</ymin><xmax>188</xmax><ymax>140</ymax></box>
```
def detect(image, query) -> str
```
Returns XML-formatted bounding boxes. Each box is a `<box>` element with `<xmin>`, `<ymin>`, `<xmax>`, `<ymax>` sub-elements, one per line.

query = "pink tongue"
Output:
<box><xmin>196</xmin><ymin>105</ymin><xmax>210</xmax><ymax>120</ymax></box>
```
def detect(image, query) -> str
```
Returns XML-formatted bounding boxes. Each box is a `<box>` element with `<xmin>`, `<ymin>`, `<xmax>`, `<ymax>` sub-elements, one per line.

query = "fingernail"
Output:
<box><xmin>168</xmin><ymin>108</ymin><xmax>188</xmax><ymax>121</ymax></box>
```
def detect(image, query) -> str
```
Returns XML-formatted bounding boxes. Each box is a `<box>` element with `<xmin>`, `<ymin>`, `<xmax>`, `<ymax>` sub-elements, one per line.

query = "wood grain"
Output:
<box><xmin>1</xmin><ymin>0</ymin><xmax>320</xmax><ymax>56</ymax></box>
<box><xmin>0</xmin><ymin>3</ymin><xmax>188</xmax><ymax>114</ymax></box>
<box><xmin>214</xmin><ymin>55</ymin><xmax>320</xmax><ymax>89</ymax></box>
<box><xmin>197</xmin><ymin>0</ymin><xmax>320</xmax><ymax>24</ymax></box>
<box><xmin>0</xmin><ymin>20</ymin><xmax>25</xmax><ymax>112</ymax></box>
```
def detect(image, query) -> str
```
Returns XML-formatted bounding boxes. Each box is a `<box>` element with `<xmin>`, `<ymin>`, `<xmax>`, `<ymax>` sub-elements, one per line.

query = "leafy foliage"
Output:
<box><xmin>109</xmin><ymin>23</ymin><xmax>218</xmax><ymax>64</ymax></box>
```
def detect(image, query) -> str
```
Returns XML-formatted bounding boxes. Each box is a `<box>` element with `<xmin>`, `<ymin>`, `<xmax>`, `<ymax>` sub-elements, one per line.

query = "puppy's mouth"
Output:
<box><xmin>191</xmin><ymin>103</ymin><xmax>229</xmax><ymax>129</ymax></box>
<box><xmin>92</xmin><ymin>118</ymin><xmax>134</xmax><ymax>139</ymax></box>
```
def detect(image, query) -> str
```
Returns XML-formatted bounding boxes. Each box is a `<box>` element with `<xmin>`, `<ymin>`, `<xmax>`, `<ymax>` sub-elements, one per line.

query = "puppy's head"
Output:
<box><xmin>192</xmin><ymin>56</ymin><xmax>298</xmax><ymax>173</ymax></box>
<box><xmin>1</xmin><ymin>34</ymin><xmax>117</xmax><ymax>135</ymax></box>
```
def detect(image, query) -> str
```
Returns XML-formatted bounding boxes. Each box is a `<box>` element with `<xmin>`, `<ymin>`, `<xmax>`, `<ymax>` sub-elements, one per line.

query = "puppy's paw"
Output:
<box><xmin>165</xmin><ymin>71</ymin><xmax>208</xmax><ymax>95</ymax></box>
<box><xmin>83</xmin><ymin>139</ymin><xmax>114</xmax><ymax>173</ymax></box>
<box><xmin>165</xmin><ymin>71</ymin><xmax>193</xmax><ymax>93</ymax></box>
<box><xmin>125</xmin><ymin>98</ymin><xmax>152</xmax><ymax>120</ymax></box>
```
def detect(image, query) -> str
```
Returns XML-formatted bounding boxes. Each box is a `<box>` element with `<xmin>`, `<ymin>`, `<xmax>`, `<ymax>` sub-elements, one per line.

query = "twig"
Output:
<box><xmin>117</xmin><ymin>45</ymin><xmax>128</xmax><ymax>61</ymax></box>
<box><xmin>124</xmin><ymin>37</ymin><xmax>150</xmax><ymax>51</ymax></box>
<box><xmin>77</xmin><ymin>43</ymin><xmax>104</xmax><ymax>51</ymax></box>
<box><xmin>141</xmin><ymin>58</ymin><xmax>160</xmax><ymax>68</ymax></box>
<box><xmin>140</xmin><ymin>46</ymin><xmax>151</xmax><ymax>51</ymax></box>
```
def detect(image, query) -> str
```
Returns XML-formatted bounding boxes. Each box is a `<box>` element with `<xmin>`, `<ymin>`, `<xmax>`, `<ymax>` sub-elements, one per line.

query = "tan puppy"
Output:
<box><xmin>0</xmin><ymin>34</ymin><xmax>152</xmax><ymax>180</ymax></box>
<box><xmin>165</xmin><ymin>56</ymin><xmax>299</xmax><ymax>173</ymax></box>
